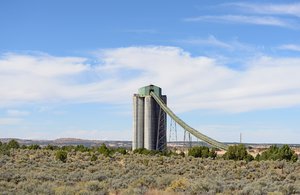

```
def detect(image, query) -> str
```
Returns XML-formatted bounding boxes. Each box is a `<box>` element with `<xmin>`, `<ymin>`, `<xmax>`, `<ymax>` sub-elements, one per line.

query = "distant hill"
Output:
<box><xmin>1</xmin><ymin>138</ymin><xmax>299</xmax><ymax>149</ymax></box>
<box><xmin>0</xmin><ymin>138</ymin><xmax>131</xmax><ymax>148</ymax></box>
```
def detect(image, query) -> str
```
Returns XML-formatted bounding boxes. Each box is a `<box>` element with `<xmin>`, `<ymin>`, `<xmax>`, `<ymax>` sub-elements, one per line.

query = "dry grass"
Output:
<box><xmin>0</xmin><ymin>149</ymin><xmax>299</xmax><ymax>195</ymax></box>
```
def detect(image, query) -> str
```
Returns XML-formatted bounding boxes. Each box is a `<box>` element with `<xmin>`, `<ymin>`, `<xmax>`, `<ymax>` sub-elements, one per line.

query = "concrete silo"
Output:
<box><xmin>132</xmin><ymin>85</ymin><xmax>167</xmax><ymax>151</ymax></box>
<box><xmin>132</xmin><ymin>94</ymin><xmax>144</xmax><ymax>150</ymax></box>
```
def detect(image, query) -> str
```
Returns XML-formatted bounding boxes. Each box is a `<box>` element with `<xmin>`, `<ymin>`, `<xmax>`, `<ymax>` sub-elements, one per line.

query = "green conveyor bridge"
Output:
<box><xmin>150</xmin><ymin>91</ymin><xmax>228</xmax><ymax>151</ymax></box>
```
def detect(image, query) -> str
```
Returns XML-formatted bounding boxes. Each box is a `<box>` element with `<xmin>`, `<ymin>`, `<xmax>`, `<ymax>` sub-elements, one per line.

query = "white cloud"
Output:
<box><xmin>56</xmin><ymin>129</ymin><xmax>130</xmax><ymax>140</ymax></box>
<box><xmin>184</xmin><ymin>15</ymin><xmax>294</xmax><ymax>28</ymax></box>
<box><xmin>0</xmin><ymin>117</ymin><xmax>22</xmax><ymax>125</ymax></box>
<box><xmin>180</xmin><ymin>35</ymin><xmax>233</xmax><ymax>49</ymax></box>
<box><xmin>6</xmin><ymin>109</ymin><xmax>30</xmax><ymax>117</ymax></box>
<box><xmin>230</xmin><ymin>2</ymin><xmax>300</xmax><ymax>18</ymax></box>
<box><xmin>1</xmin><ymin>47</ymin><xmax>300</xmax><ymax>113</ymax></box>
<box><xmin>277</xmin><ymin>44</ymin><xmax>300</xmax><ymax>52</ymax></box>
<box><xmin>179</xmin><ymin>35</ymin><xmax>256</xmax><ymax>55</ymax></box>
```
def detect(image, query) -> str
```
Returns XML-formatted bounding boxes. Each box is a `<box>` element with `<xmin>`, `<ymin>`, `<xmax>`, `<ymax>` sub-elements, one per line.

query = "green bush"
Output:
<box><xmin>55</xmin><ymin>150</ymin><xmax>68</xmax><ymax>163</ymax></box>
<box><xmin>188</xmin><ymin>146</ymin><xmax>217</xmax><ymax>159</ymax></box>
<box><xmin>27</xmin><ymin>144</ymin><xmax>41</xmax><ymax>150</ymax></box>
<box><xmin>7</xmin><ymin>139</ymin><xmax>20</xmax><ymax>149</ymax></box>
<box><xmin>61</xmin><ymin>145</ymin><xmax>75</xmax><ymax>152</ymax></box>
<box><xmin>133</xmin><ymin>148</ymin><xmax>162</xmax><ymax>155</ymax></box>
<box><xmin>0</xmin><ymin>143</ymin><xmax>10</xmax><ymax>156</ymax></box>
<box><xmin>113</xmin><ymin>147</ymin><xmax>127</xmax><ymax>155</ymax></box>
<box><xmin>98</xmin><ymin>144</ymin><xmax>111</xmax><ymax>157</ymax></box>
<box><xmin>223</xmin><ymin>144</ymin><xmax>254</xmax><ymax>162</ymax></box>
<box><xmin>44</xmin><ymin>144</ymin><xmax>59</xmax><ymax>150</ymax></box>
<box><xmin>258</xmin><ymin>145</ymin><xmax>298</xmax><ymax>162</ymax></box>
<box><xmin>75</xmin><ymin>145</ymin><xmax>90</xmax><ymax>152</ymax></box>
<box><xmin>91</xmin><ymin>154</ymin><xmax>97</xmax><ymax>161</ymax></box>
<box><xmin>133</xmin><ymin>148</ymin><xmax>178</xmax><ymax>156</ymax></box>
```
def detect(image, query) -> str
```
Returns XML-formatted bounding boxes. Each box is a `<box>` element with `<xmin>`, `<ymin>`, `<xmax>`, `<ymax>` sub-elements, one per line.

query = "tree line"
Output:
<box><xmin>0</xmin><ymin>140</ymin><xmax>298</xmax><ymax>163</ymax></box>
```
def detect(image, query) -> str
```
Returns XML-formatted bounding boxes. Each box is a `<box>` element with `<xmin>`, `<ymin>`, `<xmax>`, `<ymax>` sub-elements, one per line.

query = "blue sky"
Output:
<box><xmin>1</xmin><ymin>0</ymin><xmax>300</xmax><ymax>143</ymax></box>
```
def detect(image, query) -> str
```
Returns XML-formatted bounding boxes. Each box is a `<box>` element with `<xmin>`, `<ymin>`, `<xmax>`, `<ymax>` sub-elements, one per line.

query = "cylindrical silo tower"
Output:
<box><xmin>144</xmin><ymin>95</ymin><xmax>157</xmax><ymax>150</ymax></box>
<box><xmin>132</xmin><ymin>94</ymin><xmax>145</xmax><ymax>150</ymax></box>
<box><xmin>137</xmin><ymin>96</ymin><xmax>144</xmax><ymax>148</ymax></box>
<box><xmin>132</xmin><ymin>85</ymin><xmax>167</xmax><ymax>151</ymax></box>
<box><xmin>132</xmin><ymin>94</ymin><xmax>138</xmax><ymax>150</ymax></box>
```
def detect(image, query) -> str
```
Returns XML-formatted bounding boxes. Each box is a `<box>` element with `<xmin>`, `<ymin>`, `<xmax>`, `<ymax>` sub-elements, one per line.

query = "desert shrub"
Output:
<box><xmin>85</xmin><ymin>180</ymin><xmax>108</xmax><ymax>193</ymax></box>
<box><xmin>44</xmin><ymin>144</ymin><xmax>59</xmax><ymax>150</ymax></box>
<box><xmin>27</xmin><ymin>144</ymin><xmax>41</xmax><ymax>150</ymax></box>
<box><xmin>223</xmin><ymin>144</ymin><xmax>254</xmax><ymax>161</ymax></box>
<box><xmin>0</xmin><ymin>145</ymin><xmax>299</xmax><ymax>194</ymax></box>
<box><xmin>54</xmin><ymin>186</ymin><xmax>76</xmax><ymax>195</ymax></box>
<box><xmin>258</xmin><ymin>145</ymin><xmax>298</xmax><ymax>162</ymax></box>
<box><xmin>91</xmin><ymin>154</ymin><xmax>97</xmax><ymax>161</ymax></box>
<box><xmin>7</xmin><ymin>139</ymin><xmax>20</xmax><ymax>149</ymax></box>
<box><xmin>56</xmin><ymin>150</ymin><xmax>68</xmax><ymax>163</ymax></box>
<box><xmin>98</xmin><ymin>144</ymin><xmax>111</xmax><ymax>157</ymax></box>
<box><xmin>0</xmin><ymin>143</ymin><xmax>10</xmax><ymax>156</ymax></box>
<box><xmin>188</xmin><ymin>146</ymin><xmax>217</xmax><ymax>159</ymax></box>
<box><xmin>75</xmin><ymin>145</ymin><xmax>90</xmax><ymax>152</ymax></box>
<box><xmin>61</xmin><ymin>145</ymin><xmax>75</xmax><ymax>152</ymax></box>
<box><xmin>133</xmin><ymin>148</ymin><xmax>176</xmax><ymax>156</ymax></box>
<box><xmin>113</xmin><ymin>147</ymin><xmax>127</xmax><ymax>155</ymax></box>
<box><xmin>166</xmin><ymin>178</ymin><xmax>189</xmax><ymax>192</ymax></box>
<box><xmin>161</xmin><ymin>150</ymin><xmax>179</xmax><ymax>157</ymax></box>
<box><xmin>209</xmin><ymin>148</ymin><xmax>218</xmax><ymax>159</ymax></box>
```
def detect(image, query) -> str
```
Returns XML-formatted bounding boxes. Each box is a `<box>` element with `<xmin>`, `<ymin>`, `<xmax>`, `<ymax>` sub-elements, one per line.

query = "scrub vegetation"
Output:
<box><xmin>0</xmin><ymin>140</ymin><xmax>299</xmax><ymax>195</ymax></box>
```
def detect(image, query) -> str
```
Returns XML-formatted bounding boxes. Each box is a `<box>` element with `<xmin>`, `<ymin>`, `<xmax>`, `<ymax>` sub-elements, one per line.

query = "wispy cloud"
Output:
<box><xmin>180</xmin><ymin>35</ymin><xmax>232</xmax><ymax>49</ymax></box>
<box><xmin>56</xmin><ymin>129</ymin><xmax>130</xmax><ymax>140</ymax></box>
<box><xmin>6</xmin><ymin>109</ymin><xmax>30</xmax><ymax>117</ymax></box>
<box><xmin>184</xmin><ymin>15</ymin><xmax>294</xmax><ymax>28</ymax></box>
<box><xmin>0</xmin><ymin>118</ymin><xmax>22</xmax><ymax>125</ymax></box>
<box><xmin>1</xmin><ymin>47</ymin><xmax>300</xmax><ymax>113</ymax></box>
<box><xmin>230</xmin><ymin>2</ymin><xmax>300</xmax><ymax>18</ymax></box>
<box><xmin>179</xmin><ymin>35</ymin><xmax>256</xmax><ymax>54</ymax></box>
<box><xmin>277</xmin><ymin>44</ymin><xmax>300</xmax><ymax>52</ymax></box>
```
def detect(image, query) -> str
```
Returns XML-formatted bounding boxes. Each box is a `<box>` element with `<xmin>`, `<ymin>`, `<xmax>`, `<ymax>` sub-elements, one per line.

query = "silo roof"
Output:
<box><xmin>138</xmin><ymin>84</ymin><xmax>162</xmax><ymax>97</ymax></box>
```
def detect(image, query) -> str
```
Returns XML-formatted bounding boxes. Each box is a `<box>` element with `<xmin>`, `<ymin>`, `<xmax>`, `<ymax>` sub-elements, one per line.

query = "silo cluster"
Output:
<box><xmin>132</xmin><ymin>85</ymin><xmax>167</xmax><ymax>151</ymax></box>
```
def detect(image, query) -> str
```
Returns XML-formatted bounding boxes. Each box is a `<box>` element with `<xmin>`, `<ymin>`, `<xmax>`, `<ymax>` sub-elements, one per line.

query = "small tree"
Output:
<box><xmin>258</xmin><ymin>145</ymin><xmax>298</xmax><ymax>162</ymax></box>
<box><xmin>133</xmin><ymin>148</ymin><xmax>160</xmax><ymax>155</ymax></box>
<box><xmin>44</xmin><ymin>144</ymin><xmax>59</xmax><ymax>150</ymax></box>
<box><xmin>279</xmin><ymin>145</ymin><xmax>294</xmax><ymax>161</ymax></box>
<box><xmin>28</xmin><ymin>144</ymin><xmax>41</xmax><ymax>150</ymax></box>
<box><xmin>223</xmin><ymin>144</ymin><xmax>253</xmax><ymax>162</ymax></box>
<box><xmin>98</xmin><ymin>144</ymin><xmax>110</xmax><ymax>157</ymax></box>
<box><xmin>188</xmin><ymin>146</ymin><xmax>216</xmax><ymax>159</ymax></box>
<box><xmin>209</xmin><ymin>148</ymin><xmax>217</xmax><ymax>159</ymax></box>
<box><xmin>75</xmin><ymin>144</ymin><xmax>90</xmax><ymax>152</ymax></box>
<box><xmin>56</xmin><ymin>150</ymin><xmax>68</xmax><ymax>163</ymax></box>
<box><xmin>114</xmin><ymin>147</ymin><xmax>127</xmax><ymax>155</ymax></box>
<box><xmin>7</xmin><ymin>139</ymin><xmax>20</xmax><ymax>149</ymax></box>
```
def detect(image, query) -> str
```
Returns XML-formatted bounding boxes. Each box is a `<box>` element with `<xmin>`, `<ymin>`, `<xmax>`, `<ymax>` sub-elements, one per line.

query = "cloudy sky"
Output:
<box><xmin>1</xmin><ymin>0</ymin><xmax>300</xmax><ymax>143</ymax></box>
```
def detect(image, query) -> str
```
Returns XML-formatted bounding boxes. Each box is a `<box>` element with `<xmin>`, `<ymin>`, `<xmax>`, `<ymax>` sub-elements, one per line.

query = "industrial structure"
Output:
<box><xmin>133</xmin><ymin>85</ymin><xmax>167</xmax><ymax>151</ymax></box>
<box><xmin>133</xmin><ymin>85</ymin><xmax>228</xmax><ymax>151</ymax></box>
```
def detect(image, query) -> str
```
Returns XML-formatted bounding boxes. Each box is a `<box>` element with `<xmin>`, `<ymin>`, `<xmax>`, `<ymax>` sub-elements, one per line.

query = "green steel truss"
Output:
<box><xmin>150</xmin><ymin>92</ymin><xmax>228</xmax><ymax>151</ymax></box>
